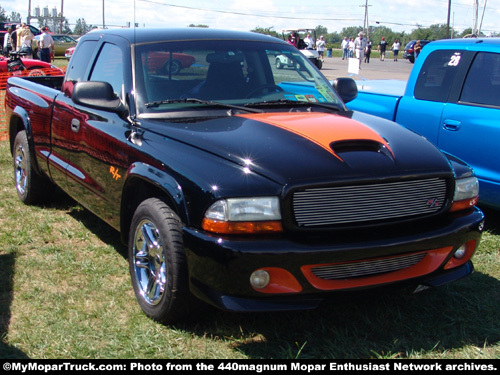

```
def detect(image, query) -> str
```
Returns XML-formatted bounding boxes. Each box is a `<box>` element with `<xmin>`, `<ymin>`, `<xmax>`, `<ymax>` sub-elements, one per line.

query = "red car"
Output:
<box><xmin>144</xmin><ymin>51</ymin><xmax>196</xmax><ymax>74</ymax></box>
<box><xmin>65</xmin><ymin>46</ymin><xmax>75</xmax><ymax>61</ymax></box>
<box><xmin>66</xmin><ymin>46</ymin><xmax>195</xmax><ymax>75</ymax></box>
<box><xmin>0</xmin><ymin>55</ymin><xmax>63</xmax><ymax>75</ymax></box>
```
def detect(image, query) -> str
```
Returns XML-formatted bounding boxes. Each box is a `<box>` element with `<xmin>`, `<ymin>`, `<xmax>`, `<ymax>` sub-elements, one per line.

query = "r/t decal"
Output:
<box><xmin>110</xmin><ymin>166</ymin><xmax>122</xmax><ymax>181</ymax></box>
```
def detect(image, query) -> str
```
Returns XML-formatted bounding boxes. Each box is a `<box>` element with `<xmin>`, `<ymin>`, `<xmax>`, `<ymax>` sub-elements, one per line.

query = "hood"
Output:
<box><xmin>143</xmin><ymin>112</ymin><xmax>452</xmax><ymax>185</ymax></box>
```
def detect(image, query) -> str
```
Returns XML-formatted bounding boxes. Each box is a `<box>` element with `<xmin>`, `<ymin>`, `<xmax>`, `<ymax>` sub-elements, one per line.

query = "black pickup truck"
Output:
<box><xmin>5</xmin><ymin>28</ymin><xmax>484</xmax><ymax>324</ymax></box>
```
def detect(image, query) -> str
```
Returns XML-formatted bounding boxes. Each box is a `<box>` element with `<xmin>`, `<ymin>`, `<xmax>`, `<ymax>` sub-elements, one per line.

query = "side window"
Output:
<box><xmin>460</xmin><ymin>52</ymin><xmax>500</xmax><ymax>107</ymax></box>
<box><xmin>89</xmin><ymin>43</ymin><xmax>124</xmax><ymax>97</ymax></box>
<box><xmin>414</xmin><ymin>50</ymin><xmax>464</xmax><ymax>102</ymax></box>
<box><xmin>65</xmin><ymin>40</ymin><xmax>98</xmax><ymax>83</ymax></box>
<box><xmin>63</xmin><ymin>40</ymin><xmax>98</xmax><ymax>97</ymax></box>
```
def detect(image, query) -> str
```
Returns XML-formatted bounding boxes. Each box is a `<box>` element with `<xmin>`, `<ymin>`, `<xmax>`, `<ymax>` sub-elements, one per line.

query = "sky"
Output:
<box><xmin>2</xmin><ymin>0</ymin><xmax>499</xmax><ymax>36</ymax></box>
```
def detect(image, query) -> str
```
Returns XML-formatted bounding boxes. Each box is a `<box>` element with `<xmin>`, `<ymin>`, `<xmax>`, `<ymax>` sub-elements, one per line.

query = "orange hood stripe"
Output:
<box><xmin>237</xmin><ymin>113</ymin><xmax>391</xmax><ymax>160</ymax></box>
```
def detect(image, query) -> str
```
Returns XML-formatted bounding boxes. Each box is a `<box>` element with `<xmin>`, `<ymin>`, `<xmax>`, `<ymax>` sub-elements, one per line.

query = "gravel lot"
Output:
<box><xmin>320</xmin><ymin>54</ymin><xmax>414</xmax><ymax>81</ymax></box>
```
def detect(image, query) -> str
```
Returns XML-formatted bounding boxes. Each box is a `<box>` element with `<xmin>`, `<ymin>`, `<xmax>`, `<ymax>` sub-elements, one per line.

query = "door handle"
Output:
<box><xmin>71</xmin><ymin>119</ymin><xmax>80</xmax><ymax>133</ymax></box>
<box><xmin>443</xmin><ymin>119</ymin><xmax>461</xmax><ymax>131</ymax></box>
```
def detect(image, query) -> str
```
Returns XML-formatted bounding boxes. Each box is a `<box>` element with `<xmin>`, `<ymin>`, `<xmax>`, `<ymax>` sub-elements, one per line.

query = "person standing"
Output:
<box><xmin>354</xmin><ymin>32</ymin><xmax>367</xmax><ymax>67</ymax></box>
<box><xmin>392</xmin><ymin>39</ymin><xmax>401</xmax><ymax>61</ymax></box>
<box><xmin>341</xmin><ymin>37</ymin><xmax>349</xmax><ymax>60</ymax></box>
<box><xmin>378</xmin><ymin>37</ymin><xmax>388</xmax><ymax>61</ymax></box>
<box><xmin>304</xmin><ymin>33</ymin><xmax>314</xmax><ymax>49</ymax></box>
<box><xmin>3</xmin><ymin>27</ymin><xmax>13</xmax><ymax>56</ymax></box>
<box><xmin>17</xmin><ymin>23</ymin><xmax>34</xmax><ymax>58</ymax></box>
<box><xmin>348</xmin><ymin>38</ymin><xmax>355</xmax><ymax>58</ymax></box>
<box><xmin>414</xmin><ymin>40</ymin><xmax>422</xmax><ymax>60</ymax></box>
<box><xmin>316</xmin><ymin>35</ymin><xmax>326</xmax><ymax>62</ymax></box>
<box><xmin>38</xmin><ymin>26</ymin><xmax>54</xmax><ymax>63</ymax></box>
<box><xmin>364</xmin><ymin>39</ymin><xmax>372</xmax><ymax>63</ymax></box>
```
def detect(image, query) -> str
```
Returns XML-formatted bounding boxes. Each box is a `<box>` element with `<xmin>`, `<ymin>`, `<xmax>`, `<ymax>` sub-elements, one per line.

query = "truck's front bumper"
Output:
<box><xmin>183</xmin><ymin>208</ymin><xmax>484</xmax><ymax>312</ymax></box>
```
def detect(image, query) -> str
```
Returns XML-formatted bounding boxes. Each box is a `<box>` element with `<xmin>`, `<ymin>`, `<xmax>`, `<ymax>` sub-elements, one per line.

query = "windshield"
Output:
<box><xmin>134</xmin><ymin>39</ymin><xmax>343</xmax><ymax>116</ymax></box>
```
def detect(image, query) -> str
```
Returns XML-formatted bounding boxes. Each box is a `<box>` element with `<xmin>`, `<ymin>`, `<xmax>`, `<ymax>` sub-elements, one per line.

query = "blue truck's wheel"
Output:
<box><xmin>13</xmin><ymin>130</ymin><xmax>50</xmax><ymax>204</ymax></box>
<box><xmin>128</xmin><ymin>198</ymin><xmax>195</xmax><ymax>324</ymax></box>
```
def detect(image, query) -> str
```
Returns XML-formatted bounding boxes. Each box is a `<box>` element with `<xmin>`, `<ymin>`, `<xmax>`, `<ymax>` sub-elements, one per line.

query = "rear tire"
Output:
<box><xmin>27</xmin><ymin>67</ymin><xmax>47</xmax><ymax>76</ymax></box>
<box><xmin>13</xmin><ymin>130</ymin><xmax>52</xmax><ymax>204</ymax></box>
<box><xmin>128</xmin><ymin>198</ymin><xmax>195</xmax><ymax>324</ymax></box>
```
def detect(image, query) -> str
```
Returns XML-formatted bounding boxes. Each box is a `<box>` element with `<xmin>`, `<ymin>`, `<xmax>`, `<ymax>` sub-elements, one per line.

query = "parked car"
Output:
<box><xmin>0</xmin><ymin>54</ymin><xmax>62</xmax><ymax>74</ymax></box>
<box><xmin>275</xmin><ymin>53</ymin><xmax>301</xmax><ymax>70</ymax></box>
<box><xmin>51</xmin><ymin>34</ymin><xmax>78</xmax><ymax>56</ymax></box>
<box><xmin>403</xmin><ymin>40</ymin><xmax>431</xmax><ymax>63</ymax></box>
<box><xmin>143</xmin><ymin>51</ymin><xmax>195</xmax><ymax>74</ymax></box>
<box><xmin>65</xmin><ymin>46</ymin><xmax>75</xmax><ymax>60</ymax></box>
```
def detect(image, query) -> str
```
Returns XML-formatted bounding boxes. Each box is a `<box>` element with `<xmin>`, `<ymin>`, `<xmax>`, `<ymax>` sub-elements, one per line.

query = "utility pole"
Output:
<box><xmin>60</xmin><ymin>0</ymin><xmax>64</xmax><ymax>34</ymax></box>
<box><xmin>479</xmin><ymin>0</ymin><xmax>487</xmax><ymax>36</ymax></box>
<box><xmin>446</xmin><ymin>0</ymin><xmax>451</xmax><ymax>39</ymax></box>
<box><xmin>473</xmin><ymin>0</ymin><xmax>479</xmax><ymax>36</ymax></box>
<box><xmin>360</xmin><ymin>1</ymin><xmax>372</xmax><ymax>40</ymax></box>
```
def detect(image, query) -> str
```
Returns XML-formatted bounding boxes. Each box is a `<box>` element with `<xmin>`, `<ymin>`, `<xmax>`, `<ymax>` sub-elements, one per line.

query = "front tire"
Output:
<box><xmin>128</xmin><ymin>198</ymin><xmax>194</xmax><ymax>324</ymax></box>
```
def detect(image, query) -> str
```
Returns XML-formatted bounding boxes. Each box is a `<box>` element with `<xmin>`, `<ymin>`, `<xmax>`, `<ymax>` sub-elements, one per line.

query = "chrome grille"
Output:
<box><xmin>293</xmin><ymin>178</ymin><xmax>447</xmax><ymax>227</ymax></box>
<box><xmin>311</xmin><ymin>253</ymin><xmax>426</xmax><ymax>280</ymax></box>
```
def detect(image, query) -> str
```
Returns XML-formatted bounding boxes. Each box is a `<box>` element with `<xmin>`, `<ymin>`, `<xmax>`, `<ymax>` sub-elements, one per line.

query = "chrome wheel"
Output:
<box><xmin>132</xmin><ymin>219</ymin><xmax>166</xmax><ymax>306</ymax></box>
<box><xmin>14</xmin><ymin>142</ymin><xmax>28</xmax><ymax>197</ymax></box>
<box><xmin>128</xmin><ymin>198</ymin><xmax>198</xmax><ymax>323</ymax></box>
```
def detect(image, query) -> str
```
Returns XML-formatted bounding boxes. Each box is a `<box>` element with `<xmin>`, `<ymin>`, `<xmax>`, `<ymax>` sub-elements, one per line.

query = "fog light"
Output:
<box><xmin>454</xmin><ymin>244</ymin><xmax>467</xmax><ymax>259</ymax></box>
<box><xmin>250</xmin><ymin>270</ymin><xmax>270</xmax><ymax>289</ymax></box>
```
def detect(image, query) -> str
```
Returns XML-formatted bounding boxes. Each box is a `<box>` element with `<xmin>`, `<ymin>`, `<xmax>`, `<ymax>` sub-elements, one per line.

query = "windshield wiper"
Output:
<box><xmin>245</xmin><ymin>99</ymin><xmax>342</xmax><ymax>112</ymax></box>
<box><xmin>145</xmin><ymin>98</ymin><xmax>263</xmax><ymax>113</ymax></box>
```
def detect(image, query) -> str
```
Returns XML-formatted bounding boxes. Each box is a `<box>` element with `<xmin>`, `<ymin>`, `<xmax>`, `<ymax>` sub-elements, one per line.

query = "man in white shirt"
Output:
<box><xmin>316</xmin><ymin>35</ymin><xmax>326</xmax><ymax>62</ymax></box>
<box><xmin>39</xmin><ymin>26</ymin><xmax>54</xmax><ymax>63</ymax></box>
<box><xmin>303</xmin><ymin>34</ymin><xmax>314</xmax><ymax>49</ymax></box>
<box><xmin>354</xmin><ymin>32</ymin><xmax>367</xmax><ymax>66</ymax></box>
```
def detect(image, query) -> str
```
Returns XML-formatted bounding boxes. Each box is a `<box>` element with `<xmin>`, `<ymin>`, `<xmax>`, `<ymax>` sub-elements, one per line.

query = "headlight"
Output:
<box><xmin>202</xmin><ymin>197</ymin><xmax>283</xmax><ymax>234</ymax></box>
<box><xmin>450</xmin><ymin>177</ymin><xmax>479</xmax><ymax>212</ymax></box>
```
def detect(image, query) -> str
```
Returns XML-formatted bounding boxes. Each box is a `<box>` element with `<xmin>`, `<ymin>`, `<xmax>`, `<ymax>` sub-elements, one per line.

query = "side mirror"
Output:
<box><xmin>73</xmin><ymin>81</ymin><xmax>127</xmax><ymax>115</ymax></box>
<box><xmin>332</xmin><ymin>77</ymin><xmax>358</xmax><ymax>104</ymax></box>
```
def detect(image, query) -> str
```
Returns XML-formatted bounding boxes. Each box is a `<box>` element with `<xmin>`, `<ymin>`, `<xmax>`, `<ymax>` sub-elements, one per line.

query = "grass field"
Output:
<box><xmin>0</xmin><ymin>59</ymin><xmax>499</xmax><ymax>359</ymax></box>
<box><xmin>0</xmin><ymin>139</ymin><xmax>498</xmax><ymax>359</ymax></box>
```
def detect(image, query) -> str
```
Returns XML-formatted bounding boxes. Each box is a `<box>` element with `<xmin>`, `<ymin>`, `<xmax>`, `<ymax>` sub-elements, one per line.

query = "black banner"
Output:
<box><xmin>1</xmin><ymin>359</ymin><xmax>498</xmax><ymax>374</ymax></box>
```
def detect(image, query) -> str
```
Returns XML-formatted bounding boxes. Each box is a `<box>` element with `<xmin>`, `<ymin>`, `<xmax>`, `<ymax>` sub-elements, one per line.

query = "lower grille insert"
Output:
<box><xmin>311</xmin><ymin>252</ymin><xmax>427</xmax><ymax>280</ymax></box>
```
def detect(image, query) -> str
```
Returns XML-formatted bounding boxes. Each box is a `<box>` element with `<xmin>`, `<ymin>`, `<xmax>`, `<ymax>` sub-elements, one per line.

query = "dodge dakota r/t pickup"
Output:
<box><xmin>348</xmin><ymin>38</ymin><xmax>500</xmax><ymax>209</ymax></box>
<box><xmin>5</xmin><ymin>28</ymin><xmax>484</xmax><ymax>324</ymax></box>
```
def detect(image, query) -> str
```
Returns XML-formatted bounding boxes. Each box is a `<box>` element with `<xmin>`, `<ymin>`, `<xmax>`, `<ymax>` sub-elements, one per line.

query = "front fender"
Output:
<box><xmin>120</xmin><ymin>162</ymin><xmax>190</xmax><ymax>243</ymax></box>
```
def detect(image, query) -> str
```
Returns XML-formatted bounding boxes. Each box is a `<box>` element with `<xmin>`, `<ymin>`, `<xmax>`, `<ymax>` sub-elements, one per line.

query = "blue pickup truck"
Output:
<box><xmin>348</xmin><ymin>38</ymin><xmax>500</xmax><ymax>209</ymax></box>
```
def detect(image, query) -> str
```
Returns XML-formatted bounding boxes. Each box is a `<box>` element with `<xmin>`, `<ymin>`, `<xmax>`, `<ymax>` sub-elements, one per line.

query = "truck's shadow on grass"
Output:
<box><xmin>0</xmin><ymin>253</ymin><xmax>29</xmax><ymax>359</ymax></box>
<box><xmin>60</xmin><ymin>196</ymin><xmax>500</xmax><ymax>359</ymax></box>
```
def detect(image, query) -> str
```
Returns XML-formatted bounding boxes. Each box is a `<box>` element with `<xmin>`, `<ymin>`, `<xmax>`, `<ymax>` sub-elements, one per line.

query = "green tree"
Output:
<box><xmin>73</xmin><ymin>18</ymin><xmax>90</xmax><ymax>35</ymax></box>
<box><xmin>340</xmin><ymin>26</ymin><xmax>364</xmax><ymax>40</ymax></box>
<box><xmin>0</xmin><ymin>6</ymin><xmax>6</xmax><ymax>22</ymax></box>
<box><xmin>251</xmin><ymin>26</ymin><xmax>279</xmax><ymax>38</ymax></box>
<box><xmin>10</xmin><ymin>12</ymin><xmax>21</xmax><ymax>23</ymax></box>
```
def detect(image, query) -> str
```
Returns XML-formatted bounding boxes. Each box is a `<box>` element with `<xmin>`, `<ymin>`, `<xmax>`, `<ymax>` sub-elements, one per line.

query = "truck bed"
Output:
<box><xmin>7</xmin><ymin>75</ymin><xmax>65</xmax><ymax>91</ymax></box>
<box><xmin>347</xmin><ymin>79</ymin><xmax>407</xmax><ymax>122</ymax></box>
